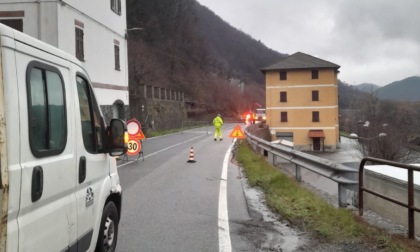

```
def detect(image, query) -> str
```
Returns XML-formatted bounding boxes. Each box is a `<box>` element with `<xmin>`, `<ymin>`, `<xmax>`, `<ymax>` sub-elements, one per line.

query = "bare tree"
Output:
<box><xmin>352</xmin><ymin>123</ymin><xmax>420</xmax><ymax>163</ymax></box>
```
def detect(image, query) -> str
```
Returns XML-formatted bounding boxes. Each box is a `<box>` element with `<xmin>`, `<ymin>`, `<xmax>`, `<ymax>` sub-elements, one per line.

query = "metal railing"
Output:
<box><xmin>359</xmin><ymin>157</ymin><xmax>420</xmax><ymax>239</ymax></box>
<box><xmin>245</xmin><ymin>128</ymin><xmax>359</xmax><ymax>207</ymax></box>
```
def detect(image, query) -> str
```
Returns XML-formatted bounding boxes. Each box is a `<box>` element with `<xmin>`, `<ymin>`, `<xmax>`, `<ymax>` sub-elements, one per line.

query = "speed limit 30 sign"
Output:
<box><xmin>127</xmin><ymin>139</ymin><xmax>141</xmax><ymax>156</ymax></box>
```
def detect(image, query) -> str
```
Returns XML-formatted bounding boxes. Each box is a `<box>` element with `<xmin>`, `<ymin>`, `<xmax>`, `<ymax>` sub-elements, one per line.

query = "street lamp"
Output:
<box><xmin>349</xmin><ymin>133</ymin><xmax>387</xmax><ymax>157</ymax></box>
<box><xmin>349</xmin><ymin>133</ymin><xmax>387</xmax><ymax>140</ymax></box>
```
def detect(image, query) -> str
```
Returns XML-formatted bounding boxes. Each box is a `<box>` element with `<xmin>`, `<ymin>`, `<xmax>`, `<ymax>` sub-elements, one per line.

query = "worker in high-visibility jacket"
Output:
<box><xmin>212</xmin><ymin>114</ymin><xmax>224</xmax><ymax>141</ymax></box>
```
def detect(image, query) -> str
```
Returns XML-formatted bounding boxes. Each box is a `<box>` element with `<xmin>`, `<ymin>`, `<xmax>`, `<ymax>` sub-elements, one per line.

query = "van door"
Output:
<box><xmin>16</xmin><ymin>54</ymin><xmax>78</xmax><ymax>250</ymax></box>
<box><xmin>73</xmin><ymin>70</ymin><xmax>112</xmax><ymax>251</ymax></box>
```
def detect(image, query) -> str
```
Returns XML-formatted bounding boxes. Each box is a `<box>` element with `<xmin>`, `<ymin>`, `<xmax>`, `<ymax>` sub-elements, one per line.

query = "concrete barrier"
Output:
<box><xmin>364</xmin><ymin>165</ymin><xmax>420</xmax><ymax>235</ymax></box>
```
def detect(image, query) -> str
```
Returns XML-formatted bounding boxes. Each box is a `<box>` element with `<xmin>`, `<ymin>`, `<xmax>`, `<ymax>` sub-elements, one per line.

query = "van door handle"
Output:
<box><xmin>79</xmin><ymin>156</ymin><xmax>86</xmax><ymax>184</ymax></box>
<box><xmin>31</xmin><ymin>166</ymin><xmax>43</xmax><ymax>202</ymax></box>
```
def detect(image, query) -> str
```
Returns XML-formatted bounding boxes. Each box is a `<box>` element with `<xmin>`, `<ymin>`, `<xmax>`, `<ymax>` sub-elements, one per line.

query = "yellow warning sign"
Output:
<box><xmin>229</xmin><ymin>125</ymin><xmax>246</xmax><ymax>139</ymax></box>
<box><xmin>131</xmin><ymin>130</ymin><xmax>145</xmax><ymax>140</ymax></box>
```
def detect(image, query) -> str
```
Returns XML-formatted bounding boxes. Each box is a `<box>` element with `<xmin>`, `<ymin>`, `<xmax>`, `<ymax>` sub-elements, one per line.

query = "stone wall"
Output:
<box><xmin>101</xmin><ymin>105</ymin><xmax>130</xmax><ymax>124</ymax></box>
<box><xmin>129</xmin><ymin>85</ymin><xmax>188</xmax><ymax>133</ymax></box>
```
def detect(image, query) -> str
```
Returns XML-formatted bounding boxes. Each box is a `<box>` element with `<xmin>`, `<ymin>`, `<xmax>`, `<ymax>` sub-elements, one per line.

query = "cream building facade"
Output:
<box><xmin>0</xmin><ymin>0</ymin><xmax>129</xmax><ymax>122</ymax></box>
<box><xmin>261</xmin><ymin>52</ymin><xmax>340</xmax><ymax>151</ymax></box>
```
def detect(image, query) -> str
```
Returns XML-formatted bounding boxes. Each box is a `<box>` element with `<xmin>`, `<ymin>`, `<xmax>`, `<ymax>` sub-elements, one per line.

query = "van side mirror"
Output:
<box><xmin>107</xmin><ymin>119</ymin><xmax>128</xmax><ymax>156</ymax></box>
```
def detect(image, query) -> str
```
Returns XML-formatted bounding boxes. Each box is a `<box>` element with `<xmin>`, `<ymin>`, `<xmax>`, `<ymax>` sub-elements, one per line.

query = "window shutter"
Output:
<box><xmin>75</xmin><ymin>28</ymin><xmax>84</xmax><ymax>61</ymax></box>
<box><xmin>75</xmin><ymin>28</ymin><xmax>79</xmax><ymax>59</ymax></box>
<box><xmin>280</xmin><ymin>91</ymin><xmax>287</xmax><ymax>102</ymax></box>
<box><xmin>280</xmin><ymin>71</ymin><xmax>287</xmax><ymax>80</ymax></box>
<box><xmin>80</xmin><ymin>29</ymin><xmax>84</xmax><ymax>59</ymax></box>
<box><xmin>312</xmin><ymin>90</ymin><xmax>319</xmax><ymax>101</ymax></box>
<box><xmin>118</xmin><ymin>0</ymin><xmax>121</xmax><ymax>14</ymax></box>
<box><xmin>312</xmin><ymin>111</ymin><xmax>320</xmax><ymax>122</ymax></box>
<box><xmin>114</xmin><ymin>45</ymin><xmax>120</xmax><ymax>70</ymax></box>
<box><xmin>0</xmin><ymin>19</ymin><xmax>23</xmax><ymax>32</ymax></box>
<box><xmin>111</xmin><ymin>0</ymin><xmax>115</xmax><ymax>11</ymax></box>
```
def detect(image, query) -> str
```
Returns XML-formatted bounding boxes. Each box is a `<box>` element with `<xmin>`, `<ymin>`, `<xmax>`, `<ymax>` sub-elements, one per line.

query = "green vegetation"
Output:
<box><xmin>146</xmin><ymin>128</ymin><xmax>182</xmax><ymax>138</ymax></box>
<box><xmin>236</xmin><ymin>140</ymin><xmax>419</xmax><ymax>251</ymax></box>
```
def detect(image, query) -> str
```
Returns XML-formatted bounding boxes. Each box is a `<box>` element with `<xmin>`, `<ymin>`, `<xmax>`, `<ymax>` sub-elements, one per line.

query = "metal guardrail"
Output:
<box><xmin>359</xmin><ymin>157</ymin><xmax>420</xmax><ymax>239</ymax></box>
<box><xmin>244</xmin><ymin>127</ymin><xmax>359</xmax><ymax>207</ymax></box>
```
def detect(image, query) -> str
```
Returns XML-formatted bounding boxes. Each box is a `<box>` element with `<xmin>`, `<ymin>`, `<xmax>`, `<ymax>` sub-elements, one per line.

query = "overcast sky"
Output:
<box><xmin>196</xmin><ymin>0</ymin><xmax>420</xmax><ymax>86</ymax></box>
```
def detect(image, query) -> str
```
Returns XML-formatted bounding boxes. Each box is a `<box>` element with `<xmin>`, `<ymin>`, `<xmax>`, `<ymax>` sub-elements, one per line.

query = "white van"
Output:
<box><xmin>0</xmin><ymin>24</ymin><xmax>127</xmax><ymax>251</ymax></box>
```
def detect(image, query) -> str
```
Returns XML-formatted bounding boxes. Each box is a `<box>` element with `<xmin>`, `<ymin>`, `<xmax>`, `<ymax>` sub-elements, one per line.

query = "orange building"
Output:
<box><xmin>261</xmin><ymin>52</ymin><xmax>340</xmax><ymax>152</ymax></box>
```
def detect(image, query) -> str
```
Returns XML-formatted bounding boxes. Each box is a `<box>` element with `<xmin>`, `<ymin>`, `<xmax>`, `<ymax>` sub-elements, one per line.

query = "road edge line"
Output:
<box><xmin>218</xmin><ymin>139</ymin><xmax>235</xmax><ymax>252</ymax></box>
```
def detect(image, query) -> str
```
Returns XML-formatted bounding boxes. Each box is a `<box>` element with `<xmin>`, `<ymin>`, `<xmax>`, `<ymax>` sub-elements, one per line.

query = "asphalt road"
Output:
<box><xmin>113</xmin><ymin>126</ymin><xmax>372</xmax><ymax>252</ymax></box>
<box><xmin>115</xmin><ymin>124</ymin><xmax>262</xmax><ymax>252</ymax></box>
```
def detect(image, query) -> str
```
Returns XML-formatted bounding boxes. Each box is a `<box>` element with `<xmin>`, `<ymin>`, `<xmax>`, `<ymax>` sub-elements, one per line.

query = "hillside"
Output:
<box><xmin>125</xmin><ymin>0</ymin><xmax>397</xmax><ymax>118</ymax></box>
<box><xmin>193</xmin><ymin>4</ymin><xmax>286</xmax><ymax>83</ymax></box>
<box><xmin>376</xmin><ymin>76</ymin><xmax>420</xmax><ymax>101</ymax></box>
<box><xmin>126</xmin><ymin>0</ymin><xmax>285</xmax><ymax>117</ymax></box>
<box><xmin>355</xmin><ymin>83</ymin><xmax>380</xmax><ymax>93</ymax></box>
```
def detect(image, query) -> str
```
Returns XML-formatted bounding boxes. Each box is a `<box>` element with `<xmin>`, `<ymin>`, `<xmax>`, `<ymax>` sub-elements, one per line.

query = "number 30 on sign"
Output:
<box><xmin>127</xmin><ymin>139</ymin><xmax>141</xmax><ymax>156</ymax></box>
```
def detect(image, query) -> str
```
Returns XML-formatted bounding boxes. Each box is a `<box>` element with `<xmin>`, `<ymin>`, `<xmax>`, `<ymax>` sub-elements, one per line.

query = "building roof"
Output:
<box><xmin>261</xmin><ymin>52</ymin><xmax>340</xmax><ymax>72</ymax></box>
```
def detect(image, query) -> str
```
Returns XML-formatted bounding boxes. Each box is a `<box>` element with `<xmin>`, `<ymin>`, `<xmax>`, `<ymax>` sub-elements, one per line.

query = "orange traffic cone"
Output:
<box><xmin>187</xmin><ymin>147</ymin><xmax>196</xmax><ymax>163</ymax></box>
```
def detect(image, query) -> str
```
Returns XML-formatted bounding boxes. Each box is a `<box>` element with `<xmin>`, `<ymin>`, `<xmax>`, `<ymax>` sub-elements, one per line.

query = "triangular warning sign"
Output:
<box><xmin>129</xmin><ymin>130</ymin><xmax>146</xmax><ymax>140</ymax></box>
<box><xmin>135</xmin><ymin>130</ymin><xmax>145</xmax><ymax>140</ymax></box>
<box><xmin>229</xmin><ymin>125</ymin><xmax>246</xmax><ymax>139</ymax></box>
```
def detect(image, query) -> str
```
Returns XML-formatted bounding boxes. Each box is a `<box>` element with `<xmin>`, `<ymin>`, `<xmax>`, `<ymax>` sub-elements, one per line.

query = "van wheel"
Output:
<box><xmin>96</xmin><ymin>202</ymin><xmax>119</xmax><ymax>252</ymax></box>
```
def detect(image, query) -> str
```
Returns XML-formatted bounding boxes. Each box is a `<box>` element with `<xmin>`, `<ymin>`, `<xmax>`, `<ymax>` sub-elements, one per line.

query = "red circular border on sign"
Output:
<box><xmin>127</xmin><ymin>119</ymin><xmax>141</xmax><ymax>136</ymax></box>
<box><xmin>127</xmin><ymin>139</ymin><xmax>141</xmax><ymax>156</ymax></box>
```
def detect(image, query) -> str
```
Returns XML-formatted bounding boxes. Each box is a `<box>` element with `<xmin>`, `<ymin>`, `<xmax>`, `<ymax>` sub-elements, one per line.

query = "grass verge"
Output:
<box><xmin>236</xmin><ymin>140</ymin><xmax>420</xmax><ymax>252</ymax></box>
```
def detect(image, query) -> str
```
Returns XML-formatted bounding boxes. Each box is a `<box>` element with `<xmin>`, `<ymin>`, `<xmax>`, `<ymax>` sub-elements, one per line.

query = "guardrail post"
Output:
<box><xmin>267</xmin><ymin>152</ymin><xmax>274</xmax><ymax>165</ymax></box>
<box><xmin>338</xmin><ymin>184</ymin><xmax>347</xmax><ymax>208</ymax></box>
<box><xmin>295</xmin><ymin>164</ymin><xmax>301</xmax><ymax>182</ymax></box>
<box><xmin>408</xmin><ymin>169</ymin><xmax>415</xmax><ymax>239</ymax></box>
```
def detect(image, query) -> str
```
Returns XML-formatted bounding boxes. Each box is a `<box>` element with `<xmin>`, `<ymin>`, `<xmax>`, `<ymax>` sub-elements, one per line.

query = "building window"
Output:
<box><xmin>111</xmin><ymin>0</ymin><xmax>122</xmax><ymax>15</ymax></box>
<box><xmin>312</xmin><ymin>70</ymin><xmax>319</xmax><ymax>79</ymax></box>
<box><xmin>280</xmin><ymin>71</ymin><xmax>287</xmax><ymax>80</ymax></box>
<box><xmin>312</xmin><ymin>90</ymin><xmax>319</xmax><ymax>101</ymax></box>
<box><xmin>312</xmin><ymin>111</ymin><xmax>320</xmax><ymax>122</ymax></box>
<box><xmin>281</xmin><ymin>112</ymin><xmax>288</xmax><ymax>122</ymax></box>
<box><xmin>27</xmin><ymin>61</ymin><xmax>67</xmax><ymax>157</ymax></box>
<box><xmin>114</xmin><ymin>44</ymin><xmax>120</xmax><ymax>70</ymax></box>
<box><xmin>75</xmin><ymin>27</ymin><xmax>84</xmax><ymax>61</ymax></box>
<box><xmin>280</xmin><ymin>91</ymin><xmax>287</xmax><ymax>102</ymax></box>
<box><xmin>0</xmin><ymin>19</ymin><xmax>23</xmax><ymax>32</ymax></box>
<box><xmin>276</xmin><ymin>132</ymin><xmax>293</xmax><ymax>142</ymax></box>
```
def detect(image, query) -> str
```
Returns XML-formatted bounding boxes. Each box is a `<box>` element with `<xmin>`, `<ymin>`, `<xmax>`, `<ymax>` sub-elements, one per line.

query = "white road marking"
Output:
<box><xmin>118</xmin><ymin>125</ymin><xmax>237</xmax><ymax>168</ymax></box>
<box><xmin>118</xmin><ymin>127</ymin><xmax>237</xmax><ymax>250</ymax></box>
<box><xmin>218</xmin><ymin>140</ymin><xmax>235</xmax><ymax>252</ymax></box>
<box><xmin>117</xmin><ymin>134</ymin><xmax>206</xmax><ymax>168</ymax></box>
